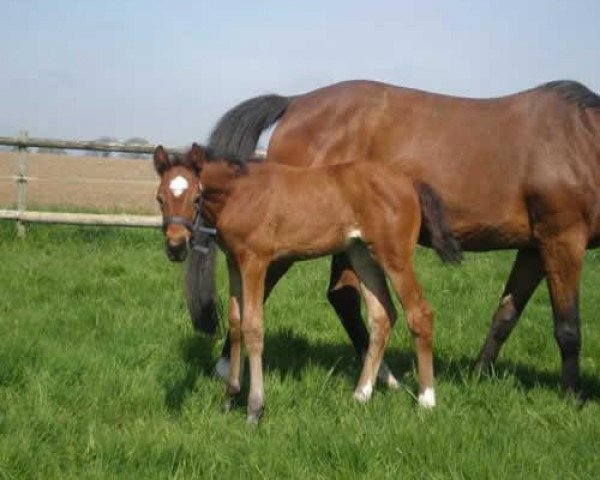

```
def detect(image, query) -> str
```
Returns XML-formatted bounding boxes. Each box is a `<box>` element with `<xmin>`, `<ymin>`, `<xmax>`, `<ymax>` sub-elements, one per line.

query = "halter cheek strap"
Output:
<box><xmin>162</xmin><ymin>197</ymin><xmax>217</xmax><ymax>254</ymax></box>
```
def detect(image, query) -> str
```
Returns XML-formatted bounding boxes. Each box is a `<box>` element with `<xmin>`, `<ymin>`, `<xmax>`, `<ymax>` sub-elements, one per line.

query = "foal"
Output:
<box><xmin>154</xmin><ymin>143</ymin><xmax>461</xmax><ymax>422</ymax></box>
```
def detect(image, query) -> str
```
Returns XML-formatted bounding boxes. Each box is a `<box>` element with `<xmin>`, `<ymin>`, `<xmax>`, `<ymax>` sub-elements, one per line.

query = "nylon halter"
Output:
<box><xmin>162</xmin><ymin>182</ymin><xmax>216</xmax><ymax>254</ymax></box>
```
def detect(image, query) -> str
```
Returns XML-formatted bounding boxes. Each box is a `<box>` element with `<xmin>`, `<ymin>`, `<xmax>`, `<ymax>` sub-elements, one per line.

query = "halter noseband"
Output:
<box><xmin>162</xmin><ymin>205</ymin><xmax>217</xmax><ymax>254</ymax></box>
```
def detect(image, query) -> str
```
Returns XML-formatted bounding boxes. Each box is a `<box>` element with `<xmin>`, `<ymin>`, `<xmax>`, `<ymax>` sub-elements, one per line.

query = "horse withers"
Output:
<box><xmin>154</xmin><ymin>143</ymin><xmax>461</xmax><ymax>422</ymax></box>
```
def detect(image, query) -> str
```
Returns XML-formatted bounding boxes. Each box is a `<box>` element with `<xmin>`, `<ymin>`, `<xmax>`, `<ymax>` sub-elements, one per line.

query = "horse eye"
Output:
<box><xmin>193</xmin><ymin>194</ymin><xmax>201</xmax><ymax>205</ymax></box>
<box><xmin>156</xmin><ymin>194</ymin><xmax>165</xmax><ymax>206</ymax></box>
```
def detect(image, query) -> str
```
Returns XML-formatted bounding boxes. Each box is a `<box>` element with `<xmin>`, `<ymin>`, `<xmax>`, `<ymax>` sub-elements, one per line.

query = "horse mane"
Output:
<box><xmin>165</xmin><ymin>146</ymin><xmax>250</xmax><ymax>174</ymax></box>
<box><xmin>540</xmin><ymin>80</ymin><xmax>600</xmax><ymax>110</ymax></box>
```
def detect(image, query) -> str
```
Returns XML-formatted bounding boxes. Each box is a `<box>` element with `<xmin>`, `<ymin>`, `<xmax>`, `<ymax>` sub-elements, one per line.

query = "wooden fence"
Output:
<box><xmin>0</xmin><ymin>132</ymin><xmax>187</xmax><ymax>235</ymax></box>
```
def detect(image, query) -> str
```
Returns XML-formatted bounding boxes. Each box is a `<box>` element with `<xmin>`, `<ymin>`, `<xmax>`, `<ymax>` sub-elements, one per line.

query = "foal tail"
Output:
<box><xmin>416</xmin><ymin>183</ymin><xmax>463</xmax><ymax>264</ymax></box>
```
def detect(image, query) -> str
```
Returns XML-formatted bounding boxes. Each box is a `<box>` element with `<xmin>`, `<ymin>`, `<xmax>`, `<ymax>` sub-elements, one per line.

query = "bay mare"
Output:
<box><xmin>191</xmin><ymin>79</ymin><xmax>600</xmax><ymax>398</ymax></box>
<box><xmin>154</xmin><ymin>143</ymin><xmax>461</xmax><ymax>422</ymax></box>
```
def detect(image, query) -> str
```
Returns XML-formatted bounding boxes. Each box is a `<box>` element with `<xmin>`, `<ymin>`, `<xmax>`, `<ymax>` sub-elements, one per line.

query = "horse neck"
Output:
<box><xmin>199</xmin><ymin>160</ymin><xmax>239</xmax><ymax>225</ymax></box>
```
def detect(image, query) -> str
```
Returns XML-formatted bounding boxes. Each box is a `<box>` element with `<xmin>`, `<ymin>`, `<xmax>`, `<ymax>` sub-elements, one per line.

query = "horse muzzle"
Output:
<box><xmin>163</xmin><ymin>216</ymin><xmax>194</xmax><ymax>262</ymax></box>
<box><xmin>165</xmin><ymin>237</ymin><xmax>188</xmax><ymax>262</ymax></box>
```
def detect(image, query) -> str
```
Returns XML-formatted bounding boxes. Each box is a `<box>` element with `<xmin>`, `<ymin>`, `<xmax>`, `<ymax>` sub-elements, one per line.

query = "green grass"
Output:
<box><xmin>1</xmin><ymin>221</ymin><xmax>599</xmax><ymax>479</ymax></box>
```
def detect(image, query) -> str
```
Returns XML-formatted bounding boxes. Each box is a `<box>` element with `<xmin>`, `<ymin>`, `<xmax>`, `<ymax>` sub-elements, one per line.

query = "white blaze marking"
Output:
<box><xmin>418</xmin><ymin>387</ymin><xmax>436</xmax><ymax>408</ymax></box>
<box><xmin>169</xmin><ymin>175</ymin><xmax>189</xmax><ymax>198</ymax></box>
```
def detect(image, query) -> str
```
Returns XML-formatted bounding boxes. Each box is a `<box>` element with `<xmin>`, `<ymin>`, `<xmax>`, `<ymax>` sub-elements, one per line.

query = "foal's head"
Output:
<box><xmin>153</xmin><ymin>144</ymin><xmax>205</xmax><ymax>262</ymax></box>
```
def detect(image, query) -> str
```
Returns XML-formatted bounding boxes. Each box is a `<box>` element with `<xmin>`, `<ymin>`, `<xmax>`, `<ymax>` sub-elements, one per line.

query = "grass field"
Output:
<box><xmin>1</xmin><ymin>221</ymin><xmax>599</xmax><ymax>479</ymax></box>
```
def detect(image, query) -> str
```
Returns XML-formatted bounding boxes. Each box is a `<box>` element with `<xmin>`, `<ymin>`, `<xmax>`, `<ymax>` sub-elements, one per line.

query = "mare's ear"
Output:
<box><xmin>153</xmin><ymin>145</ymin><xmax>169</xmax><ymax>175</ymax></box>
<box><xmin>187</xmin><ymin>142</ymin><xmax>206</xmax><ymax>172</ymax></box>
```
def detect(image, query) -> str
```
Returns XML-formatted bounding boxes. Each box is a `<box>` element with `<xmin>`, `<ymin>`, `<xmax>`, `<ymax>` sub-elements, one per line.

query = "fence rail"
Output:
<box><xmin>0</xmin><ymin>135</ymin><xmax>185</xmax><ymax>155</ymax></box>
<box><xmin>0</xmin><ymin>132</ymin><xmax>181</xmax><ymax>235</ymax></box>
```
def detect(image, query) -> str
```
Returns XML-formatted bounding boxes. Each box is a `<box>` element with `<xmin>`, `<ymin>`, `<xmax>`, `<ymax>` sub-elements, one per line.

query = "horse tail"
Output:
<box><xmin>185</xmin><ymin>94</ymin><xmax>291</xmax><ymax>333</ymax></box>
<box><xmin>416</xmin><ymin>182</ymin><xmax>463</xmax><ymax>264</ymax></box>
<box><xmin>208</xmin><ymin>94</ymin><xmax>291</xmax><ymax>158</ymax></box>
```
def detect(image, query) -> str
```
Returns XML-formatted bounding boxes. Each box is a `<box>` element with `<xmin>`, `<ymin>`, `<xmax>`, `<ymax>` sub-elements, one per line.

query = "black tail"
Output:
<box><xmin>416</xmin><ymin>183</ymin><xmax>462</xmax><ymax>264</ymax></box>
<box><xmin>186</xmin><ymin>94</ymin><xmax>291</xmax><ymax>334</ymax></box>
<box><xmin>208</xmin><ymin>94</ymin><xmax>291</xmax><ymax>159</ymax></box>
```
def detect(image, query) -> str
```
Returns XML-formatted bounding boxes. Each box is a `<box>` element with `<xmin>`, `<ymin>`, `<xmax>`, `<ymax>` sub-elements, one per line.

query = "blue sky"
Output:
<box><xmin>1</xmin><ymin>0</ymin><xmax>599</xmax><ymax>146</ymax></box>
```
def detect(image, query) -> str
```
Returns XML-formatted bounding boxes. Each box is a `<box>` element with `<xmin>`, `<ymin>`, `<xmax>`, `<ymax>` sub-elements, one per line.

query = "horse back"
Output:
<box><xmin>268</xmin><ymin>80</ymin><xmax>600</xmax><ymax>249</ymax></box>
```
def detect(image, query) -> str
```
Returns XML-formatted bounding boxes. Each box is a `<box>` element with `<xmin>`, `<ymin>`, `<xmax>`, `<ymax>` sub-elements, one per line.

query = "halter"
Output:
<box><xmin>162</xmin><ymin>192</ymin><xmax>217</xmax><ymax>254</ymax></box>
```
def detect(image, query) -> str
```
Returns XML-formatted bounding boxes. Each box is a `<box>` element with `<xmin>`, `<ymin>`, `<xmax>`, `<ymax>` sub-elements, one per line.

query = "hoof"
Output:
<box><xmin>246</xmin><ymin>407</ymin><xmax>264</xmax><ymax>425</ymax></box>
<box><xmin>223</xmin><ymin>396</ymin><xmax>235</xmax><ymax>413</ymax></box>
<box><xmin>418</xmin><ymin>387</ymin><xmax>436</xmax><ymax>409</ymax></box>
<box><xmin>377</xmin><ymin>362</ymin><xmax>400</xmax><ymax>389</ymax></box>
<box><xmin>353</xmin><ymin>384</ymin><xmax>373</xmax><ymax>403</ymax></box>
<box><xmin>215</xmin><ymin>357</ymin><xmax>230</xmax><ymax>381</ymax></box>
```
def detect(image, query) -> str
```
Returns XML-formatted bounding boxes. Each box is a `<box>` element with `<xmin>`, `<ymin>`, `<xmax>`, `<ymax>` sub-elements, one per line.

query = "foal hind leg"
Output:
<box><xmin>328</xmin><ymin>254</ymin><xmax>399</xmax><ymax>388</ymax></box>
<box><xmin>378</xmin><ymin>251</ymin><xmax>435</xmax><ymax>408</ymax></box>
<box><xmin>474</xmin><ymin>249</ymin><xmax>545</xmax><ymax>373</ymax></box>
<box><xmin>538</xmin><ymin>230</ymin><xmax>586</xmax><ymax>397</ymax></box>
<box><xmin>346</xmin><ymin>245</ymin><xmax>397</xmax><ymax>402</ymax></box>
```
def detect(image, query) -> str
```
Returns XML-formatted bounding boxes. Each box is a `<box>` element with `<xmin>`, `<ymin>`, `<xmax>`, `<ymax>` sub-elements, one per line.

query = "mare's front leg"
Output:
<box><xmin>346</xmin><ymin>245</ymin><xmax>397</xmax><ymax>402</ymax></box>
<box><xmin>328</xmin><ymin>253</ymin><xmax>399</xmax><ymax>388</ymax></box>
<box><xmin>217</xmin><ymin>259</ymin><xmax>294</xmax><ymax>380</ymax></box>
<box><xmin>238</xmin><ymin>256</ymin><xmax>269</xmax><ymax>423</ymax></box>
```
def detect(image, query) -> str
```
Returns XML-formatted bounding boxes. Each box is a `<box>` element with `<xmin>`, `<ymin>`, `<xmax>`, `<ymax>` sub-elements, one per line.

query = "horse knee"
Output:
<box><xmin>491</xmin><ymin>294</ymin><xmax>518</xmax><ymax>340</ymax></box>
<box><xmin>554</xmin><ymin>322</ymin><xmax>580</xmax><ymax>357</ymax></box>
<box><xmin>242</xmin><ymin>325</ymin><xmax>264</xmax><ymax>354</ymax></box>
<box><xmin>407</xmin><ymin>304</ymin><xmax>434</xmax><ymax>343</ymax></box>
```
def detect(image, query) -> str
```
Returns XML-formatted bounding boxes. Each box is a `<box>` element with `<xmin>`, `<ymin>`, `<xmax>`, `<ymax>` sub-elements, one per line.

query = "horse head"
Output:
<box><xmin>153</xmin><ymin>144</ymin><xmax>205</xmax><ymax>262</ymax></box>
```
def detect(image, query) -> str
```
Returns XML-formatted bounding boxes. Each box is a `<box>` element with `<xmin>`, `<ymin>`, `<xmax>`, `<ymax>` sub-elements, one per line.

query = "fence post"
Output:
<box><xmin>16</xmin><ymin>130</ymin><xmax>28</xmax><ymax>237</ymax></box>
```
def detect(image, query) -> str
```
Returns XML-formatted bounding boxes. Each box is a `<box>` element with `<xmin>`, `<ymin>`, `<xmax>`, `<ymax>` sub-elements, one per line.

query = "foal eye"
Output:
<box><xmin>156</xmin><ymin>195</ymin><xmax>165</xmax><ymax>206</ymax></box>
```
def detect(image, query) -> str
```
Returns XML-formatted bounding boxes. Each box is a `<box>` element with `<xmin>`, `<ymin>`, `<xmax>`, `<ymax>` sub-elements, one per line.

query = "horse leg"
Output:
<box><xmin>474</xmin><ymin>249</ymin><xmax>545</xmax><ymax>372</ymax></box>
<box><xmin>223</xmin><ymin>261</ymin><xmax>243</xmax><ymax>412</ymax></box>
<box><xmin>238</xmin><ymin>257</ymin><xmax>269</xmax><ymax>423</ymax></box>
<box><xmin>328</xmin><ymin>254</ymin><xmax>399</xmax><ymax>388</ymax></box>
<box><xmin>216</xmin><ymin>259</ymin><xmax>294</xmax><ymax>380</ymax></box>
<box><xmin>538</xmin><ymin>231</ymin><xmax>586</xmax><ymax>397</ymax></box>
<box><xmin>377</xmin><ymin>246</ymin><xmax>435</xmax><ymax>408</ymax></box>
<box><xmin>346</xmin><ymin>245</ymin><xmax>397</xmax><ymax>402</ymax></box>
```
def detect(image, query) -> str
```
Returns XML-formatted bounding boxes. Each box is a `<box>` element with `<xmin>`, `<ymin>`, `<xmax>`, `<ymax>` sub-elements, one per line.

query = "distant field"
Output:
<box><xmin>0</xmin><ymin>152</ymin><xmax>157</xmax><ymax>214</ymax></box>
<box><xmin>1</xmin><ymin>222</ymin><xmax>600</xmax><ymax>479</ymax></box>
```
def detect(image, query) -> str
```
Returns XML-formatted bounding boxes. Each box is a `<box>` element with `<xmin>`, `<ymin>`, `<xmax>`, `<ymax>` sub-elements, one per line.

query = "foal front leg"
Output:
<box><xmin>239</xmin><ymin>257</ymin><xmax>268</xmax><ymax>423</ymax></box>
<box><xmin>223</xmin><ymin>262</ymin><xmax>243</xmax><ymax>412</ymax></box>
<box><xmin>217</xmin><ymin>259</ymin><xmax>294</xmax><ymax>381</ymax></box>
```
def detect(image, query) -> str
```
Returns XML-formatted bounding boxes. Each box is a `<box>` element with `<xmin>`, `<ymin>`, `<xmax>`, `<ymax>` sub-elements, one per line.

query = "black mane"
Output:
<box><xmin>166</xmin><ymin>145</ymin><xmax>251</xmax><ymax>173</ymax></box>
<box><xmin>541</xmin><ymin>80</ymin><xmax>600</xmax><ymax>110</ymax></box>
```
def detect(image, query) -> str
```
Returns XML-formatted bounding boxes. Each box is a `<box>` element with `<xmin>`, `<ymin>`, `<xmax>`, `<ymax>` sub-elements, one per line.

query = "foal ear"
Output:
<box><xmin>187</xmin><ymin>142</ymin><xmax>206</xmax><ymax>171</ymax></box>
<box><xmin>153</xmin><ymin>145</ymin><xmax>170</xmax><ymax>175</ymax></box>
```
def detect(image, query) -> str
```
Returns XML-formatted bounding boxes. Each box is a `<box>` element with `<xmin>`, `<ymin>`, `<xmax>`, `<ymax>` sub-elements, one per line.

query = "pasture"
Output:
<box><xmin>1</xmin><ymin>221</ymin><xmax>599</xmax><ymax>479</ymax></box>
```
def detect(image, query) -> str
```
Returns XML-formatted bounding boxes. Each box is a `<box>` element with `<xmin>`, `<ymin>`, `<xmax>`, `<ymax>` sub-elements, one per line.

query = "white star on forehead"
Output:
<box><xmin>169</xmin><ymin>175</ymin><xmax>189</xmax><ymax>198</ymax></box>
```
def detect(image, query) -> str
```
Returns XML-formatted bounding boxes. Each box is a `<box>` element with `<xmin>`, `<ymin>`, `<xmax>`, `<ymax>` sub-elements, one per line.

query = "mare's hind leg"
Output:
<box><xmin>346</xmin><ymin>245</ymin><xmax>397</xmax><ymax>402</ymax></box>
<box><xmin>538</xmin><ymin>229</ymin><xmax>586</xmax><ymax>396</ymax></box>
<box><xmin>474</xmin><ymin>249</ymin><xmax>545</xmax><ymax>373</ymax></box>
<box><xmin>217</xmin><ymin>259</ymin><xmax>294</xmax><ymax>380</ymax></box>
<box><xmin>328</xmin><ymin>254</ymin><xmax>399</xmax><ymax>388</ymax></box>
